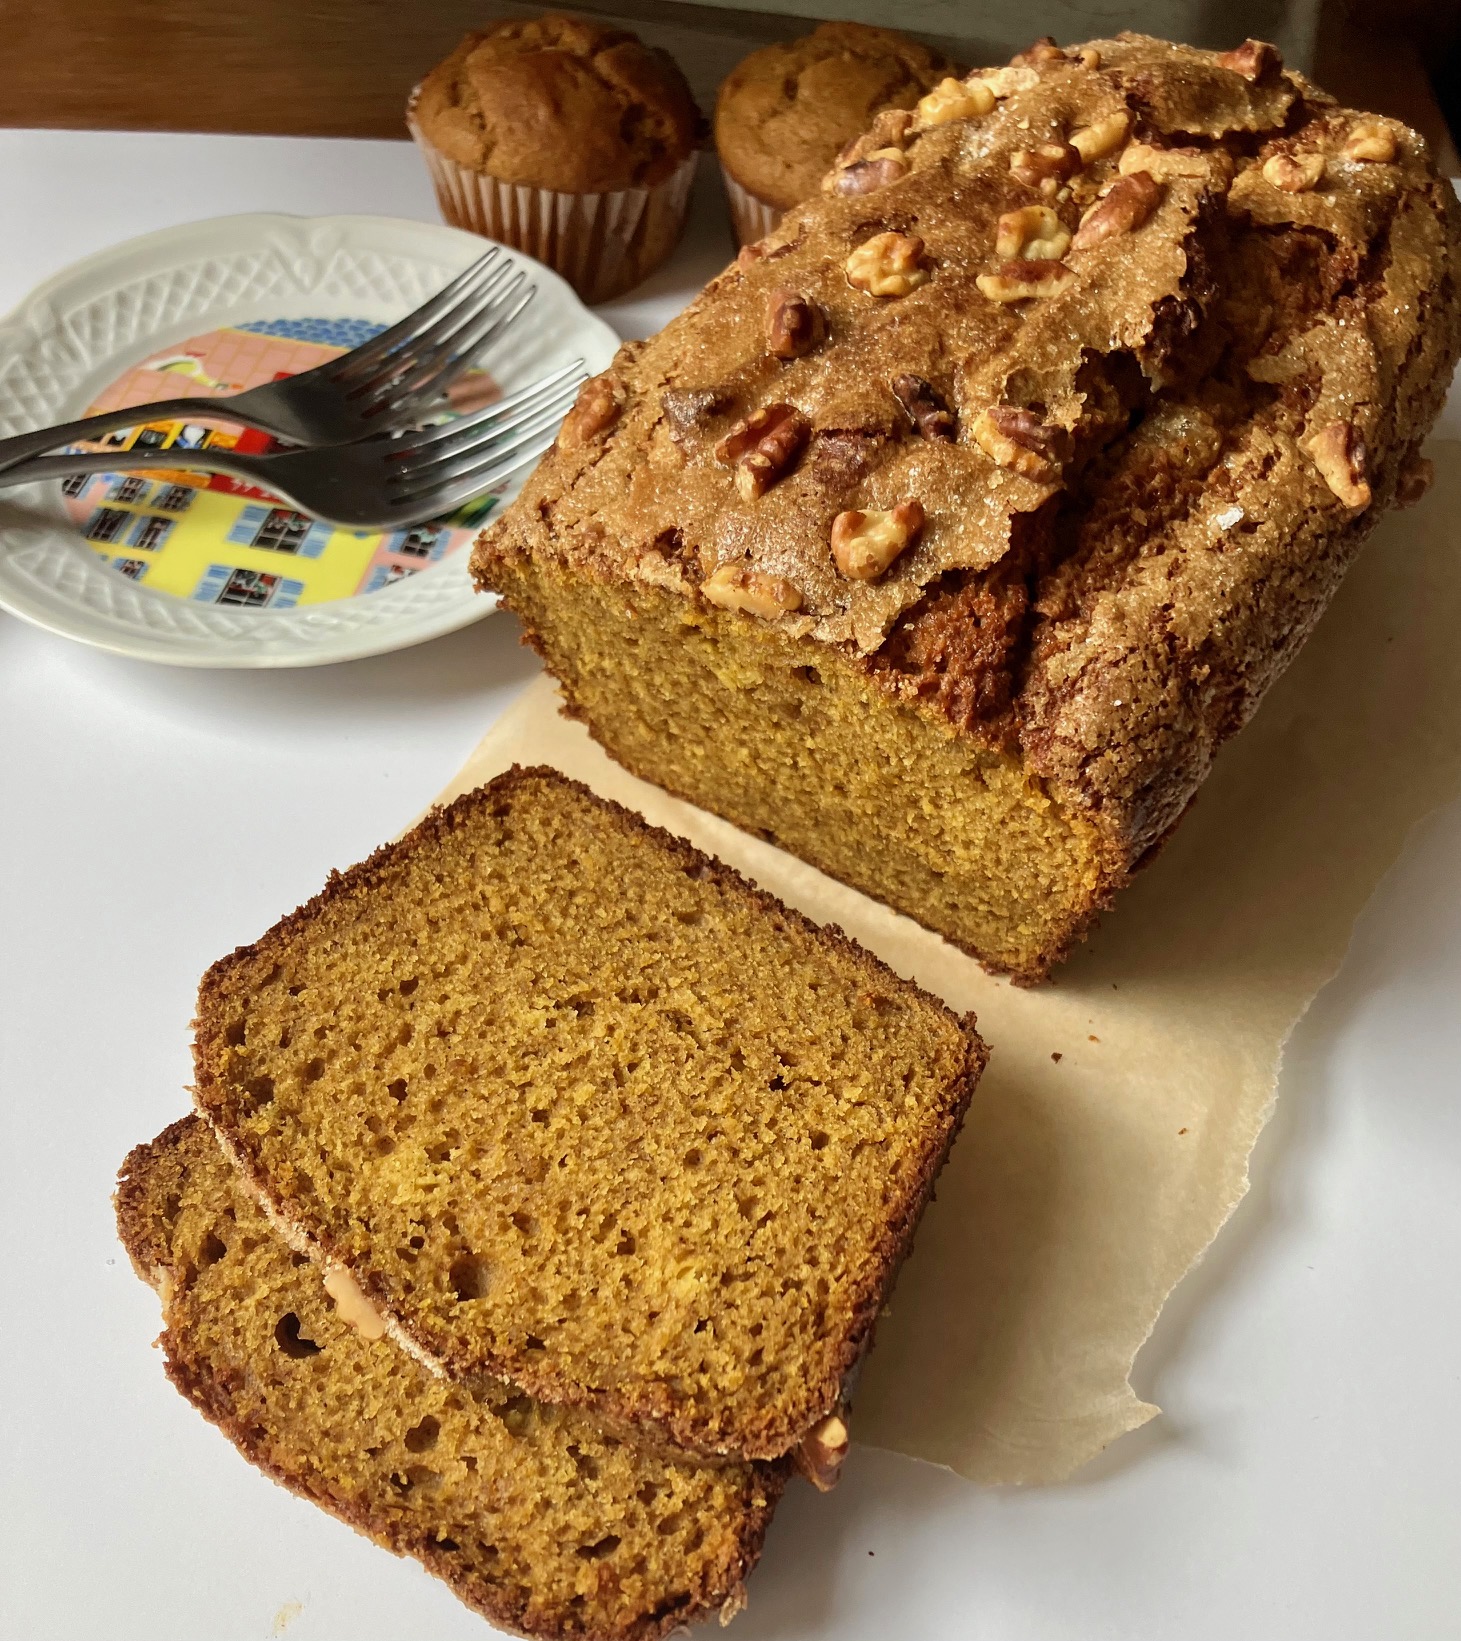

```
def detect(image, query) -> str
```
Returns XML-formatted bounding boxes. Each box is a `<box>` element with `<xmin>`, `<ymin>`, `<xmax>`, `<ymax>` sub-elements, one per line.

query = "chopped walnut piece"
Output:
<box><xmin>1395</xmin><ymin>453</ymin><xmax>1434</xmax><ymax>508</ymax></box>
<box><xmin>323</xmin><ymin>1265</ymin><xmax>387</xmax><ymax>1341</ymax></box>
<box><xmin>715</xmin><ymin>410</ymin><xmax>770</xmax><ymax>465</ymax></box>
<box><xmin>971</xmin><ymin>406</ymin><xmax>1063</xmax><ymax>481</ymax></box>
<box><xmin>830</xmin><ymin>502</ymin><xmax>925</xmax><ymax>581</ymax></box>
<box><xmin>1308</xmin><ymin>420</ymin><xmax>1372</xmax><ymax>510</ymax></box>
<box><xmin>829</xmin><ymin>150</ymin><xmax>909</xmax><ymax>196</ymax></box>
<box><xmin>839</xmin><ymin>108</ymin><xmax>913</xmax><ymax>165</ymax></box>
<box><xmin>766</xmin><ymin>288</ymin><xmax>826</xmax><ymax>359</ymax></box>
<box><xmin>715</xmin><ymin>403</ymin><xmax>809</xmax><ymax>501</ymax></box>
<box><xmin>976</xmin><ymin>258</ymin><xmax>1074</xmax><ymax>302</ymax></box>
<box><xmin>1010</xmin><ymin>142</ymin><xmax>1080</xmax><ymax>193</ymax></box>
<box><xmin>1343</xmin><ymin>121</ymin><xmax>1398</xmax><ymax>163</ymax></box>
<box><xmin>1070</xmin><ymin>110</ymin><xmax>1131</xmax><ymax>164</ymax></box>
<box><xmin>1118</xmin><ymin>142</ymin><xmax>1210</xmax><ymax>180</ymax></box>
<box><xmin>1070</xmin><ymin>172</ymin><xmax>1163</xmax><ymax>251</ymax></box>
<box><xmin>795</xmin><ymin>1414</ymin><xmax>851</xmax><ymax>1492</ymax></box>
<box><xmin>1217</xmin><ymin>38</ymin><xmax>1281</xmax><ymax>81</ymax></box>
<box><xmin>700</xmin><ymin>562</ymin><xmax>803</xmax><ymax>617</ymax></box>
<box><xmin>872</xmin><ymin>107</ymin><xmax>915</xmax><ymax>148</ymax></box>
<box><xmin>891</xmin><ymin>374</ymin><xmax>956</xmax><ymax>442</ymax></box>
<box><xmin>846</xmin><ymin>232</ymin><xmax>929</xmax><ymax>298</ymax></box>
<box><xmin>1262</xmin><ymin>151</ymin><xmax>1326</xmax><ymax>193</ymax></box>
<box><xmin>915</xmin><ymin>76</ymin><xmax>995</xmax><ymax>127</ymax></box>
<box><xmin>996</xmin><ymin>204</ymin><xmax>1072</xmax><ymax>262</ymax></box>
<box><xmin>559</xmin><ymin>375</ymin><xmax>623</xmax><ymax>447</ymax></box>
<box><xmin>978</xmin><ymin>64</ymin><xmax>1041</xmax><ymax>97</ymax></box>
<box><xmin>1011</xmin><ymin>37</ymin><xmax>1068</xmax><ymax>67</ymax></box>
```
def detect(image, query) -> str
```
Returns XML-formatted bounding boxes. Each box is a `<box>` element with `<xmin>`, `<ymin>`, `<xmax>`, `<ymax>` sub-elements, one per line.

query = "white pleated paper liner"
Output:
<box><xmin>719</xmin><ymin>164</ymin><xmax>784</xmax><ymax>249</ymax></box>
<box><xmin>408</xmin><ymin>91</ymin><xmax>697</xmax><ymax>305</ymax></box>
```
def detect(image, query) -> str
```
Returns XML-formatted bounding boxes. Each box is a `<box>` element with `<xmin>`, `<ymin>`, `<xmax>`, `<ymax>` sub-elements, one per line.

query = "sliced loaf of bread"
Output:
<box><xmin>472</xmin><ymin>36</ymin><xmax>1461</xmax><ymax>981</ymax></box>
<box><xmin>192</xmin><ymin>766</ymin><xmax>987</xmax><ymax>1461</ymax></box>
<box><xmin>116</xmin><ymin>1117</ymin><xmax>784</xmax><ymax>1641</ymax></box>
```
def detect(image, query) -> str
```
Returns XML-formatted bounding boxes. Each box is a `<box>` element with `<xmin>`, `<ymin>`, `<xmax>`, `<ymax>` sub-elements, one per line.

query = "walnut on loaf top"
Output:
<box><xmin>473</xmin><ymin>31</ymin><xmax>1461</xmax><ymax>974</ymax></box>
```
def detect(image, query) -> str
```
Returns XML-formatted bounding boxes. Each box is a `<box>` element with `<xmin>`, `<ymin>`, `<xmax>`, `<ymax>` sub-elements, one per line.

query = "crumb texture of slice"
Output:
<box><xmin>473</xmin><ymin>31</ymin><xmax>1461</xmax><ymax>980</ymax></box>
<box><xmin>115</xmin><ymin>1117</ymin><xmax>783</xmax><ymax>1641</ymax></box>
<box><xmin>193</xmin><ymin>767</ymin><xmax>986</xmax><ymax>1460</ymax></box>
<box><xmin>489</xmin><ymin>561</ymin><xmax>1107</xmax><ymax>978</ymax></box>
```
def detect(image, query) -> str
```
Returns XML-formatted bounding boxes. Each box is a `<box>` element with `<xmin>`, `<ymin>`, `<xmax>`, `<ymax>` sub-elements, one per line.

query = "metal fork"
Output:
<box><xmin>0</xmin><ymin>250</ymin><xmax>534</xmax><ymax>473</ymax></box>
<box><xmin>1</xmin><ymin>360</ymin><xmax>586</xmax><ymax>530</ymax></box>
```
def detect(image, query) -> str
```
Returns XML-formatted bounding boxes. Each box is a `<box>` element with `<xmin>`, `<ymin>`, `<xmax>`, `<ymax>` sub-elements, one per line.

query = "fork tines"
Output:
<box><xmin>327</xmin><ymin>252</ymin><xmax>538</xmax><ymax>419</ymax></box>
<box><xmin>388</xmin><ymin>361</ymin><xmax>587</xmax><ymax>517</ymax></box>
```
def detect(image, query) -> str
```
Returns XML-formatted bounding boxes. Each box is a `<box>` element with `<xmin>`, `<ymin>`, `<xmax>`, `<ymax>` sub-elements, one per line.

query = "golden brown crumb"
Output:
<box><xmin>193</xmin><ymin>769</ymin><xmax>986</xmax><ymax>1459</ymax></box>
<box><xmin>116</xmin><ymin>1119</ymin><xmax>784</xmax><ymax>1641</ymax></box>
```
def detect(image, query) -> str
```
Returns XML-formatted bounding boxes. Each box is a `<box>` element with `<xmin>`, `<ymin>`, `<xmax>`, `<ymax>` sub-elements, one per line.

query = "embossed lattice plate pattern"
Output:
<box><xmin>0</xmin><ymin>214</ymin><xmax>618</xmax><ymax>666</ymax></box>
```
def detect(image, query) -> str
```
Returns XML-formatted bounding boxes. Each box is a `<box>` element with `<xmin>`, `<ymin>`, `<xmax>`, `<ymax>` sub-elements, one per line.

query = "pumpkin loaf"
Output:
<box><xmin>115</xmin><ymin>1117</ymin><xmax>783</xmax><ymax>1641</ymax></box>
<box><xmin>472</xmin><ymin>32</ymin><xmax>1461</xmax><ymax>982</ymax></box>
<box><xmin>192</xmin><ymin>766</ymin><xmax>987</xmax><ymax>1463</ymax></box>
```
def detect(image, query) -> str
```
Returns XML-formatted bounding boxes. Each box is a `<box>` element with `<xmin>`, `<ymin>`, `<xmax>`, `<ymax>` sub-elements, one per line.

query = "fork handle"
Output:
<box><xmin>0</xmin><ymin>397</ymin><xmax>249</xmax><ymax>473</ymax></box>
<box><xmin>0</xmin><ymin>444</ymin><xmax>267</xmax><ymax>491</ymax></box>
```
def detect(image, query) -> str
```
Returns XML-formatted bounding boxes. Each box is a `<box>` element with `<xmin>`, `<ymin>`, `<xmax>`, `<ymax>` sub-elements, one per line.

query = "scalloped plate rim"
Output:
<box><xmin>0</xmin><ymin>211</ymin><xmax>618</xmax><ymax>667</ymax></box>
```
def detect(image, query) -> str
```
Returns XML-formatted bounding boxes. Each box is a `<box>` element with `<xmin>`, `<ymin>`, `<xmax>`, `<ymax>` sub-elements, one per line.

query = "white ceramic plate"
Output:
<box><xmin>0</xmin><ymin>213</ymin><xmax>618</xmax><ymax>666</ymax></box>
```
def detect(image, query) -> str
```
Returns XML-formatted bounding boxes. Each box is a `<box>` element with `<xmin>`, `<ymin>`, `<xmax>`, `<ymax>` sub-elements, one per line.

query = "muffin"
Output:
<box><xmin>409</xmin><ymin>14</ymin><xmax>703</xmax><ymax>303</ymax></box>
<box><xmin>714</xmin><ymin>22</ymin><xmax>956</xmax><ymax>245</ymax></box>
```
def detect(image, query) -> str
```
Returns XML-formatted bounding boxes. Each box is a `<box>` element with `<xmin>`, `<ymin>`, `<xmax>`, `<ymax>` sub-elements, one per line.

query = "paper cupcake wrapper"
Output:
<box><xmin>720</xmin><ymin>166</ymin><xmax>783</xmax><ymax>249</ymax></box>
<box><xmin>408</xmin><ymin>92</ymin><xmax>696</xmax><ymax>305</ymax></box>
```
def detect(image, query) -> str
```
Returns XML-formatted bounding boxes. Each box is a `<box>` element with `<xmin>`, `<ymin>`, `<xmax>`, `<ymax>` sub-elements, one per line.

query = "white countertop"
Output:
<box><xmin>1</xmin><ymin>126</ymin><xmax>1458</xmax><ymax>1641</ymax></box>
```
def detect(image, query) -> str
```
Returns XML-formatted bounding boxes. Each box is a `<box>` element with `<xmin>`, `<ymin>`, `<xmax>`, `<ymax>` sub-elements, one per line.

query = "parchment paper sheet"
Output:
<box><xmin>433</xmin><ymin>447</ymin><xmax>1461</xmax><ymax>1486</ymax></box>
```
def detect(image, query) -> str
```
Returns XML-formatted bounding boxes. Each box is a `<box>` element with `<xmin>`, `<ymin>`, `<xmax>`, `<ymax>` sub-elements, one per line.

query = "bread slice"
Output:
<box><xmin>115</xmin><ymin>1117</ymin><xmax>785</xmax><ymax>1641</ymax></box>
<box><xmin>193</xmin><ymin>765</ymin><xmax>986</xmax><ymax>1462</ymax></box>
<box><xmin>472</xmin><ymin>33</ymin><xmax>1461</xmax><ymax>981</ymax></box>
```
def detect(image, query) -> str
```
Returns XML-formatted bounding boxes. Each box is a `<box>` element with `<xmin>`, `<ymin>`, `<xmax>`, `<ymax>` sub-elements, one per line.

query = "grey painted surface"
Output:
<box><xmin>657</xmin><ymin>0</ymin><xmax>1321</xmax><ymax>70</ymax></box>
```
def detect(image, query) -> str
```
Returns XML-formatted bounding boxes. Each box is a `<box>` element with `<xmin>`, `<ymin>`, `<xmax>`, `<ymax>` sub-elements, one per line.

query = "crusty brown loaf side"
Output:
<box><xmin>115</xmin><ymin>1116</ymin><xmax>785</xmax><ymax>1641</ymax></box>
<box><xmin>715</xmin><ymin>22</ymin><xmax>956</xmax><ymax>211</ymax></box>
<box><xmin>415</xmin><ymin>13</ymin><xmax>702</xmax><ymax>193</ymax></box>
<box><xmin>191</xmin><ymin>765</ymin><xmax>988</xmax><ymax>1459</ymax></box>
<box><xmin>474</xmin><ymin>32</ymin><xmax>1461</xmax><ymax>979</ymax></box>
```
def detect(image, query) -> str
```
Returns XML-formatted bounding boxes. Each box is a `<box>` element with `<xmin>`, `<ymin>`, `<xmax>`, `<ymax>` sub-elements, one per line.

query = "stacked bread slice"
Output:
<box><xmin>118</xmin><ymin>767</ymin><xmax>986</xmax><ymax>1636</ymax></box>
<box><xmin>117</xmin><ymin>1117</ymin><xmax>783</xmax><ymax>1640</ymax></box>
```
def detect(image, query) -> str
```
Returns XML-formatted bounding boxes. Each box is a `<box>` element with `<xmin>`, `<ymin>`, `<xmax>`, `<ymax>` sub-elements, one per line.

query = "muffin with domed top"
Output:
<box><xmin>714</xmin><ymin>21</ymin><xmax>957</xmax><ymax>245</ymax></box>
<box><xmin>410</xmin><ymin>13</ymin><xmax>704</xmax><ymax>303</ymax></box>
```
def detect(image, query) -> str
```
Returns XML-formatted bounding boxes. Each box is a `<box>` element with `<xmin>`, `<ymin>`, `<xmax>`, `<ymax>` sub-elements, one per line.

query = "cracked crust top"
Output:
<box><xmin>473</xmin><ymin>32</ymin><xmax>1461</xmax><ymax>868</ymax></box>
